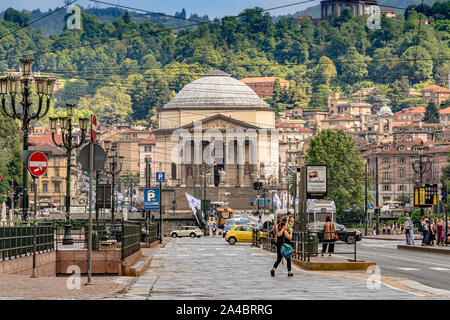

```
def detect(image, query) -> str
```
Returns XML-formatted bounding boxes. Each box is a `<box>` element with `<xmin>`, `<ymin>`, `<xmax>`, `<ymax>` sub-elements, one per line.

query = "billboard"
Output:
<box><xmin>306</xmin><ymin>165</ymin><xmax>327</xmax><ymax>199</ymax></box>
<box><xmin>414</xmin><ymin>184</ymin><xmax>438</xmax><ymax>207</ymax></box>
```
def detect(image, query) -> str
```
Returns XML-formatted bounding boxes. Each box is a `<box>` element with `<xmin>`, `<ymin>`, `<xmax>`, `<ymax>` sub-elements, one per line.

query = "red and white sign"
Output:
<box><xmin>0</xmin><ymin>173</ymin><xmax>2</xmax><ymax>182</ymax></box>
<box><xmin>91</xmin><ymin>114</ymin><xmax>98</xmax><ymax>142</ymax></box>
<box><xmin>27</xmin><ymin>151</ymin><xmax>48</xmax><ymax>178</ymax></box>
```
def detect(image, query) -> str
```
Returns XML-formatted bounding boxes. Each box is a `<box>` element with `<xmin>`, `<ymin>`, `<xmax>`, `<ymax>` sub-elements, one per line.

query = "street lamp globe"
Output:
<box><xmin>66</xmin><ymin>104</ymin><xmax>75</xmax><ymax>117</ymax></box>
<box><xmin>119</xmin><ymin>156</ymin><xmax>125</xmax><ymax>165</ymax></box>
<box><xmin>49</xmin><ymin>117</ymin><xmax>58</xmax><ymax>132</ymax></box>
<box><xmin>59</xmin><ymin>117</ymin><xmax>69</xmax><ymax>130</ymax></box>
<box><xmin>7</xmin><ymin>76</ymin><xmax>20</xmax><ymax>94</ymax></box>
<box><xmin>104</xmin><ymin>140</ymin><xmax>112</xmax><ymax>151</ymax></box>
<box><xmin>0</xmin><ymin>77</ymin><xmax>9</xmax><ymax>95</ymax></box>
<box><xmin>79</xmin><ymin>118</ymin><xmax>89</xmax><ymax>131</ymax></box>
<box><xmin>20</xmin><ymin>58</ymin><xmax>33</xmax><ymax>77</ymax></box>
<box><xmin>34</xmin><ymin>77</ymin><xmax>47</xmax><ymax>95</ymax></box>
<box><xmin>45</xmin><ymin>78</ymin><xmax>55</xmax><ymax>96</ymax></box>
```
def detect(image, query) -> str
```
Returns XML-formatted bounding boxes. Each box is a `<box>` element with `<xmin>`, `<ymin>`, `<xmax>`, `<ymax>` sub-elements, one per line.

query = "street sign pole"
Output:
<box><xmin>160</xmin><ymin>181</ymin><xmax>163</xmax><ymax>244</ymax></box>
<box><xmin>86</xmin><ymin>115</ymin><xmax>95</xmax><ymax>286</ymax></box>
<box><xmin>365</xmin><ymin>163</ymin><xmax>368</xmax><ymax>236</ymax></box>
<box><xmin>31</xmin><ymin>176</ymin><xmax>37</xmax><ymax>278</ymax></box>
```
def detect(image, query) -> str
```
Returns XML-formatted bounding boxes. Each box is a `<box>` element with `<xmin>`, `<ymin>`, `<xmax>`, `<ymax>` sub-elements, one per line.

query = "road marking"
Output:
<box><xmin>223</xmin><ymin>254</ymin><xmax>237</xmax><ymax>256</ymax></box>
<box><xmin>397</xmin><ymin>268</ymin><xmax>420</xmax><ymax>271</ymax></box>
<box><xmin>357</xmin><ymin>250</ymin><xmax>450</xmax><ymax>268</ymax></box>
<box><xmin>429</xmin><ymin>267</ymin><xmax>450</xmax><ymax>271</ymax></box>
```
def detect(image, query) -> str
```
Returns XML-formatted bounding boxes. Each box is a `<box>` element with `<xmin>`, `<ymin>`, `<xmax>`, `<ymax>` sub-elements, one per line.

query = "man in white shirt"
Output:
<box><xmin>405</xmin><ymin>217</ymin><xmax>415</xmax><ymax>245</ymax></box>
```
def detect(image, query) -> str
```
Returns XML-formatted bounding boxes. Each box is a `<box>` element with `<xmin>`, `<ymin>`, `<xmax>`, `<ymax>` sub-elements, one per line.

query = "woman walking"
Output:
<box><xmin>428</xmin><ymin>217</ymin><xmax>436</xmax><ymax>246</ymax></box>
<box><xmin>321</xmin><ymin>216</ymin><xmax>338</xmax><ymax>256</ymax></box>
<box><xmin>271</xmin><ymin>221</ymin><xmax>293</xmax><ymax>277</ymax></box>
<box><xmin>436</xmin><ymin>216</ymin><xmax>445</xmax><ymax>247</ymax></box>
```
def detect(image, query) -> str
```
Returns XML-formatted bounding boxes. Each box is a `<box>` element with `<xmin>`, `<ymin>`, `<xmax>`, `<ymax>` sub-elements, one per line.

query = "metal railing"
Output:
<box><xmin>121</xmin><ymin>221</ymin><xmax>141</xmax><ymax>260</ymax></box>
<box><xmin>145</xmin><ymin>222</ymin><xmax>159</xmax><ymax>244</ymax></box>
<box><xmin>253</xmin><ymin>229</ymin><xmax>357</xmax><ymax>262</ymax></box>
<box><xmin>0</xmin><ymin>222</ymin><xmax>54</xmax><ymax>260</ymax></box>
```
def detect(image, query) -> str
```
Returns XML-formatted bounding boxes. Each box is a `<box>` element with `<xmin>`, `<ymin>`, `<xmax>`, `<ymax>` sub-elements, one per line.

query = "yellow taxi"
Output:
<box><xmin>225</xmin><ymin>225</ymin><xmax>267</xmax><ymax>245</ymax></box>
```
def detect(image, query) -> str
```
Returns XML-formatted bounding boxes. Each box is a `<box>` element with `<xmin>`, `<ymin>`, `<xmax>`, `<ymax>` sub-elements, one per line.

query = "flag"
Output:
<box><xmin>282</xmin><ymin>193</ymin><xmax>287</xmax><ymax>210</ymax></box>
<box><xmin>273</xmin><ymin>193</ymin><xmax>282</xmax><ymax>209</ymax></box>
<box><xmin>185</xmin><ymin>192</ymin><xmax>202</xmax><ymax>224</ymax></box>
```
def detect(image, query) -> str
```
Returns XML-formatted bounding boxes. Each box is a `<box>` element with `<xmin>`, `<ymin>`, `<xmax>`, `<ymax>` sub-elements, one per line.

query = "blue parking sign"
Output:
<box><xmin>368</xmin><ymin>204</ymin><xmax>374</xmax><ymax>210</ymax></box>
<box><xmin>144</xmin><ymin>188</ymin><xmax>160</xmax><ymax>210</ymax></box>
<box><xmin>156</xmin><ymin>172</ymin><xmax>165</xmax><ymax>183</ymax></box>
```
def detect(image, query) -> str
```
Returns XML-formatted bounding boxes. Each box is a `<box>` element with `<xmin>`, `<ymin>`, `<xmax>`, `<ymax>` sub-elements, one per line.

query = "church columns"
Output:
<box><xmin>224</xmin><ymin>141</ymin><xmax>230</xmax><ymax>187</ymax></box>
<box><xmin>209</xmin><ymin>163</ymin><xmax>215</xmax><ymax>187</ymax></box>
<box><xmin>180</xmin><ymin>164</ymin><xmax>186</xmax><ymax>187</ymax></box>
<box><xmin>237</xmin><ymin>140</ymin><xmax>245</xmax><ymax>187</ymax></box>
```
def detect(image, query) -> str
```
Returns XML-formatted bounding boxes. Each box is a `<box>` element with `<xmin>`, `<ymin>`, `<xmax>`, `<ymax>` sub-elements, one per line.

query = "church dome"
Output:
<box><xmin>163</xmin><ymin>70</ymin><xmax>269</xmax><ymax>109</ymax></box>
<box><xmin>378</xmin><ymin>105</ymin><xmax>393</xmax><ymax>117</ymax></box>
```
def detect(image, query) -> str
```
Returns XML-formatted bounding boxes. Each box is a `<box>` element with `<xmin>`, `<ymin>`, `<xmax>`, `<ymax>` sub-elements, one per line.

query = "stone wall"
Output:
<box><xmin>0</xmin><ymin>251</ymin><xmax>56</xmax><ymax>276</ymax></box>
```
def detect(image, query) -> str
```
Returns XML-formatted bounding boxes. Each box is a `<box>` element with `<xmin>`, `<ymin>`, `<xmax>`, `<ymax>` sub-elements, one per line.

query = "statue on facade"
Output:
<box><xmin>166</xmin><ymin>177</ymin><xmax>172</xmax><ymax>187</ymax></box>
<box><xmin>219</xmin><ymin>169</ymin><xmax>226</xmax><ymax>185</ymax></box>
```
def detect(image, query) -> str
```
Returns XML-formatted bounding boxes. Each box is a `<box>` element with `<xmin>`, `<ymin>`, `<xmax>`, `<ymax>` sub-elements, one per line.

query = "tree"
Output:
<box><xmin>305</xmin><ymin>130</ymin><xmax>366</xmax><ymax>222</ymax></box>
<box><xmin>337</xmin><ymin>46</ymin><xmax>369</xmax><ymax>85</ymax></box>
<box><xmin>424</xmin><ymin>102</ymin><xmax>440</xmax><ymax>123</ymax></box>
<box><xmin>312</xmin><ymin>56</ymin><xmax>337</xmax><ymax>87</ymax></box>
<box><xmin>122</xmin><ymin>11</ymin><xmax>131</xmax><ymax>24</ymax></box>
<box><xmin>3</xmin><ymin>8</ymin><xmax>31</xmax><ymax>27</ymax></box>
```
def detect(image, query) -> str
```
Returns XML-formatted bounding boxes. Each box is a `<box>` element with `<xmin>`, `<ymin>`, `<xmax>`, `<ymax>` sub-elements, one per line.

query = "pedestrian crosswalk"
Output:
<box><xmin>397</xmin><ymin>267</ymin><xmax>450</xmax><ymax>271</ymax></box>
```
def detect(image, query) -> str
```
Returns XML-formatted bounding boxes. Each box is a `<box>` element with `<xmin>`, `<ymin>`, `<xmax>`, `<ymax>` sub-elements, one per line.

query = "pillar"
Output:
<box><xmin>224</xmin><ymin>141</ymin><xmax>230</xmax><ymax>187</ymax></box>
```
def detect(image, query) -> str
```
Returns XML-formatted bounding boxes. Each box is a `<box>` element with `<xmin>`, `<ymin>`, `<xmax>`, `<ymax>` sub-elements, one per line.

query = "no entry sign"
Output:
<box><xmin>27</xmin><ymin>151</ymin><xmax>48</xmax><ymax>178</ymax></box>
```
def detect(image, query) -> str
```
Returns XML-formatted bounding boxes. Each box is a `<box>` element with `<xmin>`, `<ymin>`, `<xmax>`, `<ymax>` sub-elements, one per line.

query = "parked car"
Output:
<box><xmin>306</xmin><ymin>222</ymin><xmax>362</xmax><ymax>244</ymax></box>
<box><xmin>170</xmin><ymin>226</ymin><xmax>203</xmax><ymax>238</ymax></box>
<box><xmin>225</xmin><ymin>225</ymin><xmax>267</xmax><ymax>245</ymax></box>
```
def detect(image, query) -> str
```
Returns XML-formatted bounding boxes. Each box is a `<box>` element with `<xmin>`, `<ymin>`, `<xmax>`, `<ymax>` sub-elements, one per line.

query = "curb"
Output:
<box><xmin>397</xmin><ymin>245</ymin><xmax>450</xmax><ymax>255</ymax></box>
<box><xmin>364</xmin><ymin>236</ymin><xmax>422</xmax><ymax>241</ymax></box>
<box><xmin>292</xmin><ymin>258</ymin><xmax>376</xmax><ymax>271</ymax></box>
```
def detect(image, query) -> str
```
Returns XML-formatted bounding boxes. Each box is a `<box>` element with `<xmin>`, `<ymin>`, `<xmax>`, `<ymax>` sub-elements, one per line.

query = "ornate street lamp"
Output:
<box><xmin>0</xmin><ymin>59</ymin><xmax>55</xmax><ymax>220</ymax></box>
<box><xmin>49</xmin><ymin>104</ymin><xmax>89</xmax><ymax>244</ymax></box>
<box><xmin>104</xmin><ymin>141</ymin><xmax>124</xmax><ymax>225</ymax></box>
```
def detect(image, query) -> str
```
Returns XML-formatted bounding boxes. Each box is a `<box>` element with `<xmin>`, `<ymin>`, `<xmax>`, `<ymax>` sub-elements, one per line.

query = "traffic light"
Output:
<box><xmin>442</xmin><ymin>185</ymin><xmax>447</xmax><ymax>203</ymax></box>
<box><xmin>374</xmin><ymin>208</ymin><xmax>380</xmax><ymax>216</ymax></box>
<box><xmin>253</xmin><ymin>182</ymin><xmax>263</xmax><ymax>190</ymax></box>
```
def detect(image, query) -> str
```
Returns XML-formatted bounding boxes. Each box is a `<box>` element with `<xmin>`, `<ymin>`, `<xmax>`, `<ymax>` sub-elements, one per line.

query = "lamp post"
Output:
<box><xmin>49</xmin><ymin>104</ymin><xmax>89</xmax><ymax>245</ymax></box>
<box><xmin>0</xmin><ymin>59</ymin><xmax>55</xmax><ymax>221</ymax></box>
<box><xmin>104</xmin><ymin>141</ymin><xmax>124</xmax><ymax>225</ymax></box>
<box><xmin>411</xmin><ymin>147</ymin><xmax>433</xmax><ymax>217</ymax></box>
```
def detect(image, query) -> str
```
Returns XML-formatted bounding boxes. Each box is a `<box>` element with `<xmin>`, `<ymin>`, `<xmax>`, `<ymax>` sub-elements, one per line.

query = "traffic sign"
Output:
<box><xmin>78</xmin><ymin>144</ymin><xmax>106</xmax><ymax>171</ymax></box>
<box><xmin>144</xmin><ymin>188</ymin><xmax>160</xmax><ymax>210</ymax></box>
<box><xmin>27</xmin><ymin>151</ymin><xmax>48</xmax><ymax>178</ymax></box>
<box><xmin>156</xmin><ymin>172</ymin><xmax>165</xmax><ymax>183</ymax></box>
<box><xmin>0</xmin><ymin>173</ymin><xmax>2</xmax><ymax>182</ymax></box>
<box><xmin>368</xmin><ymin>204</ymin><xmax>374</xmax><ymax>210</ymax></box>
<box><xmin>91</xmin><ymin>114</ymin><xmax>98</xmax><ymax>142</ymax></box>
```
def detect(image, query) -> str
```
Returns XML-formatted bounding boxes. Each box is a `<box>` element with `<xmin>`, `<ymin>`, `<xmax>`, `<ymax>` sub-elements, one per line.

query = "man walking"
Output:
<box><xmin>405</xmin><ymin>217</ymin><xmax>415</xmax><ymax>245</ymax></box>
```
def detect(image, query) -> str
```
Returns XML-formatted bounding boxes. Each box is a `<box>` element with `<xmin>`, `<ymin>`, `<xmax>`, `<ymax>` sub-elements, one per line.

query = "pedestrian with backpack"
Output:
<box><xmin>271</xmin><ymin>221</ymin><xmax>293</xmax><ymax>277</ymax></box>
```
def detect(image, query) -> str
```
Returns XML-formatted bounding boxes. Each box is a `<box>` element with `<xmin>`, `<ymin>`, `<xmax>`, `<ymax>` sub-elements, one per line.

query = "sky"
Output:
<box><xmin>0</xmin><ymin>0</ymin><xmax>318</xmax><ymax>18</ymax></box>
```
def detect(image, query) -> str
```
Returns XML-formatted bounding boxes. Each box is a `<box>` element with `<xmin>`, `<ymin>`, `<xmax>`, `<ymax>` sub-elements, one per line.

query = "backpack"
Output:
<box><xmin>280</xmin><ymin>243</ymin><xmax>294</xmax><ymax>259</ymax></box>
<box><xmin>418</xmin><ymin>223</ymin><xmax>424</xmax><ymax>232</ymax></box>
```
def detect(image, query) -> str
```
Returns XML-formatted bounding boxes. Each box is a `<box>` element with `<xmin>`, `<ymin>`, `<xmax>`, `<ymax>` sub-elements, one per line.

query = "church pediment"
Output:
<box><xmin>181</xmin><ymin>114</ymin><xmax>260</xmax><ymax>131</ymax></box>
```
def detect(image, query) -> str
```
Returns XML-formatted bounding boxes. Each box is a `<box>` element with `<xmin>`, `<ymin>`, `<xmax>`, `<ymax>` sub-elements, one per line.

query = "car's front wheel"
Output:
<box><xmin>228</xmin><ymin>237</ymin><xmax>237</xmax><ymax>245</ymax></box>
<box><xmin>190</xmin><ymin>233</ymin><xmax>196</xmax><ymax>238</ymax></box>
<box><xmin>346</xmin><ymin>235</ymin><xmax>355</xmax><ymax>244</ymax></box>
<box><xmin>171</xmin><ymin>233</ymin><xmax>177</xmax><ymax>238</ymax></box>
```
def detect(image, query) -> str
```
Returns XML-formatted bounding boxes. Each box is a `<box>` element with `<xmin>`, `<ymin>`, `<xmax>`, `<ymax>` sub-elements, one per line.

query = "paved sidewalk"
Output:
<box><xmin>121</xmin><ymin>237</ymin><xmax>444</xmax><ymax>300</ymax></box>
<box><xmin>364</xmin><ymin>234</ymin><xmax>422</xmax><ymax>241</ymax></box>
<box><xmin>0</xmin><ymin>274</ymin><xmax>134</xmax><ymax>300</ymax></box>
<box><xmin>397</xmin><ymin>244</ymin><xmax>450</xmax><ymax>255</ymax></box>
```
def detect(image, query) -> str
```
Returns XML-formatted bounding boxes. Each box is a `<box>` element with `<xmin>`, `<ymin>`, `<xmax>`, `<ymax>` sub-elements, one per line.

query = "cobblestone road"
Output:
<box><xmin>122</xmin><ymin>237</ymin><xmax>440</xmax><ymax>300</ymax></box>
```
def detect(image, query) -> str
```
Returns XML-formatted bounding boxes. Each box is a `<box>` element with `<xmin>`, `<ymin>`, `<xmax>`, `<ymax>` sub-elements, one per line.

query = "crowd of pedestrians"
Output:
<box><xmin>420</xmin><ymin>215</ymin><xmax>450</xmax><ymax>247</ymax></box>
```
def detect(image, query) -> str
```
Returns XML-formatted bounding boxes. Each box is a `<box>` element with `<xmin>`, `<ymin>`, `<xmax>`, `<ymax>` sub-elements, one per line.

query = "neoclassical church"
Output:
<box><xmin>153</xmin><ymin>70</ymin><xmax>280</xmax><ymax>210</ymax></box>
